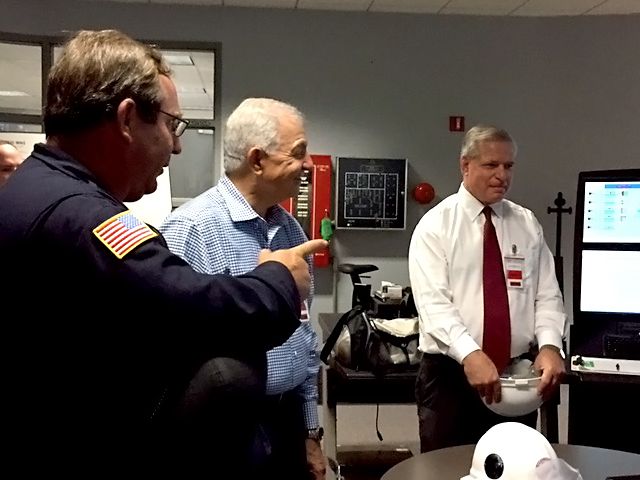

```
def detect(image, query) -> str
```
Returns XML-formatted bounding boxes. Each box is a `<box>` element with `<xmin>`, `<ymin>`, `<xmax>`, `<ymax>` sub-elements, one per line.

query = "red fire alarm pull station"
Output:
<box><xmin>449</xmin><ymin>116</ymin><xmax>465</xmax><ymax>132</ymax></box>
<box><xmin>279</xmin><ymin>154</ymin><xmax>333</xmax><ymax>268</ymax></box>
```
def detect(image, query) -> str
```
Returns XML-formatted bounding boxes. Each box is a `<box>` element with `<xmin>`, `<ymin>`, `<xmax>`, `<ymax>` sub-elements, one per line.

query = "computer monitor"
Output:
<box><xmin>572</xmin><ymin>169</ymin><xmax>640</xmax><ymax>359</ymax></box>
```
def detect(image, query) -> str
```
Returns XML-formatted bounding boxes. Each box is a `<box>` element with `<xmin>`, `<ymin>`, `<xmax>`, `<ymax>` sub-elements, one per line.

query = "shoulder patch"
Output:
<box><xmin>93</xmin><ymin>210</ymin><xmax>158</xmax><ymax>259</ymax></box>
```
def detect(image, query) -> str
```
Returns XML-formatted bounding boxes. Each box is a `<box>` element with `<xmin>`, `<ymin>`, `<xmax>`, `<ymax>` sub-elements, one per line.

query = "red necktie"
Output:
<box><xmin>482</xmin><ymin>206</ymin><xmax>511</xmax><ymax>374</ymax></box>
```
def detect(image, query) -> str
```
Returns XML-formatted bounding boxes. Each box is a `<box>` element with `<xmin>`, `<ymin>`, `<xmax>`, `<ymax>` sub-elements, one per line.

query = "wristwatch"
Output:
<box><xmin>306</xmin><ymin>426</ymin><xmax>324</xmax><ymax>442</ymax></box>
<box><xmin>541</xmin><ymin>344</ymin><xmax>566</xmax><ymax>359</ymax></box>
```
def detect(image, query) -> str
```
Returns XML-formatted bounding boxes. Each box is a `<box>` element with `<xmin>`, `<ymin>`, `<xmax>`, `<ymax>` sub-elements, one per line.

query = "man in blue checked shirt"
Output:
<box><xmin>161</xmin><ymin>98</ymin><xmax>326</xmax><ymax>479</ymax></box>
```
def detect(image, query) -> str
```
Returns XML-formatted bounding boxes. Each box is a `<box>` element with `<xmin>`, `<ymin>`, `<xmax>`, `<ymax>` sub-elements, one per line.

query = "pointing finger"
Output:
<box><xmin>291</xmin><ymin>239</ymin><xmax>328</xmax><ymax>257</ymax></box>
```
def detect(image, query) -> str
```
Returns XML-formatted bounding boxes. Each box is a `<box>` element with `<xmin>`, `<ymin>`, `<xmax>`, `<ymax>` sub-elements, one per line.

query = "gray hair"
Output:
<box><xmin>460</xmin><ymin>124</ymin><xmax>518</xmax><ymax>158</ymax></box>
<box><xmin>223</xmin><ymin>97</ymin><xmax>304</xmax><ymax>174</ymax></box>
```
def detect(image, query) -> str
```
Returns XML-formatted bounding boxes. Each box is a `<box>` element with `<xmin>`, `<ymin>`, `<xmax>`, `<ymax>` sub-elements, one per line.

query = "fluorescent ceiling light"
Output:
<box><xmin>0</xmin><ymin>90</ymin><xmax>29</xmax><ymax>97</ymax></box>
<box><xmin>164</xmin><ymin>54</ymin><xmax>194</xmax><ymax>66</ymax></box>
<box><xmin>177</xmin><ymin>86</ymin><xmax>207</xmax><ymax>94</ymax></box>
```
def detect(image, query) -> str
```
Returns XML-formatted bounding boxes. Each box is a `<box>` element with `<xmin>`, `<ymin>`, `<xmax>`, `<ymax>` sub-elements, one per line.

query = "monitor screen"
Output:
<box><xmin>580</xmin><ymin>250</ymin><xmax>640</xmax><ymax>314</ymax></box>
<box><xmin>574</xmin><ymin>169</ymin><xmax>640</xmax><ymax>319</ymax></box>
<box><xmin>582</xmin><ymin>180</ymin><xmax>640</xmax><ymax>243</ymax></box>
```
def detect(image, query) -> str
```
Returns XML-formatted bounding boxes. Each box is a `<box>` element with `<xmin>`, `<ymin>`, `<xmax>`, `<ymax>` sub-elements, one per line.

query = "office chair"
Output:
<box><xmin>337</xmin><ymin>263</ymin><xmax>379</xmax><ymax>310</ymax></box>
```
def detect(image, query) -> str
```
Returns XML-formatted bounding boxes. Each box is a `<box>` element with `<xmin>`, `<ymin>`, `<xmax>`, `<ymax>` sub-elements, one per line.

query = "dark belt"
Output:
<box><xmin>422</xmin><ymin>350</ymin><xmax>536</xmax><ymax>363</ymax></box>
<box><xmin>263</xmin><ymin>393</ymin><xmax>286</xmax><ymax>408</ymax></box>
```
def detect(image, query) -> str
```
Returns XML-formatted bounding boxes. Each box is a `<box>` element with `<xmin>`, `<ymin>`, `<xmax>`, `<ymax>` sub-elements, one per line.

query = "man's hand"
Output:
<box><xmin>305</xmin><ymin>438</ymin><xmax>327</xmax><ymax>479</ymax></box>
<box><xmin>462</xmin><ymin>350</ymin><xmax>502</xmax><ymax>404</ymax></box>
<box><xmin>534</xmin><ymin>345</ymin><xmax>565</xmax><ymax>400</ymax></box>
<box><xmin>258</xmin><ymin>239</ymin><xmax>328</xmax><ymax>300</ymax></box>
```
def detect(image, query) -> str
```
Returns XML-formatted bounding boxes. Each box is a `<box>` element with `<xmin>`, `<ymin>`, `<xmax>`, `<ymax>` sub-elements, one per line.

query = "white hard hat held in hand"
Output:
<box><xmin>482</xmin><ymin>358</ymin><xmax>544</xmax><ymax>417</ymax></box>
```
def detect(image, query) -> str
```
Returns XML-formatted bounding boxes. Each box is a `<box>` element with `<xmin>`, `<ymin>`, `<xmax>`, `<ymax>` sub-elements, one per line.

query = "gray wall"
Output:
<box><xmin>2</xmin><ymin>0</ymin><xmax>637</xmax><ymax>454</ymax></box>
<box><xmin>3</xmin><ymin>0</ymin><xmax>640</xmax><ymax>344</ymax></box>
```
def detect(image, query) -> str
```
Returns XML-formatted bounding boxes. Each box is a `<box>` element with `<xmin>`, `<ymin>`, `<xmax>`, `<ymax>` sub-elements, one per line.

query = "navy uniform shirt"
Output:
<box><xmin>0</xmin><ymin>143</ymin><xmax>301</xmax><ymax>470</ymax></box>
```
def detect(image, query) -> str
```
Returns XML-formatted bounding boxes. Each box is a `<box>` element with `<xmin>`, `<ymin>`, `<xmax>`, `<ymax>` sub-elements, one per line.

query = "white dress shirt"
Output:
<box><xmin>408</xmin><ymin>183</ymin><xmax>567</xmax><ymax>364</ymax></box>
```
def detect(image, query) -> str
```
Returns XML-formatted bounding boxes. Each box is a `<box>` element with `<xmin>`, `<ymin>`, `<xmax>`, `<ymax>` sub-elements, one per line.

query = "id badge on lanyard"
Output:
<box><xmin>504</xmin><ymin>244</ymin><xmax>525</xmax><ymax>289</ymax></box>
<box><xmin>300</xmin><ymin>300</ymin><xmax>310</xmax><ymax>322</ymax></box>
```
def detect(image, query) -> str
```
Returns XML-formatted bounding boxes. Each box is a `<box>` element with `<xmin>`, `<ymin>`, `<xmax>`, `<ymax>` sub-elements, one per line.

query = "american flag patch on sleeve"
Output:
<box><xmin>93</xmin><ymin>210</ymin><xmax>158</xmax><ymax>259</ymax></box>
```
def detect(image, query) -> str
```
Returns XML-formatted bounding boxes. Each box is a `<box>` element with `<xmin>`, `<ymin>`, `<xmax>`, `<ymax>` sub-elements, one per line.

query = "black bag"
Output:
<box><xmin>320</xmin><ymin>305</ymin><xmax>421</xmax><ymax>376</ymax></box>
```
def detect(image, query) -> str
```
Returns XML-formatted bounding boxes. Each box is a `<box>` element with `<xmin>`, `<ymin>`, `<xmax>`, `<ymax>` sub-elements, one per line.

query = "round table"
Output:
<box><xmin>381</xmin><ymin>444</ymin><xmax>640</xmax><ymax>480</ymax></box>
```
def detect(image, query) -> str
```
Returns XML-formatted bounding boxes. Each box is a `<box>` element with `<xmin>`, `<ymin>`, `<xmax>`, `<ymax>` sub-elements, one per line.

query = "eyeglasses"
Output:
<box><xmin>158</xmin><ymin>109</ymin><xmax>189</xmax><ymax>137</ymax></box>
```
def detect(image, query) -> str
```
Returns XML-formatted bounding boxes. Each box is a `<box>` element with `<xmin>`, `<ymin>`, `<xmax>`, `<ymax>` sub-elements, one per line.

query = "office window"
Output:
<box><xmin>164</xmin><ymin>49</ymin><xmax>214</xmax><ymax>121</ymax></box>
<box><xmin>0</xmin><ymin>41</ymin><xmax>41</xmax><ymax>117</ymax></box>
<box><xmin>4</xmin><ymin>37</ymin><xmax>219</xmax><ymax>209</ymax></box>
<box><xmin>54</xmin><ymin>44</ymin><xmax>218</xmax><ymax>205</ymax></box>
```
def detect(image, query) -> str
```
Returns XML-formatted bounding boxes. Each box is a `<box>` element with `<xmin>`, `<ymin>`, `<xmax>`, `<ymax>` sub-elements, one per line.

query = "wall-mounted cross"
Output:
<box><xmin>547</xmin><ymin>192</ymin><xmax>572</xmax><ymax>294</ymax></box>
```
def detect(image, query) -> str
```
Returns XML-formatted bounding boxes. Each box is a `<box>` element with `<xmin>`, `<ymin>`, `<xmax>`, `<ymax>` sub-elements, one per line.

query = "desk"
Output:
<box><xmin>319</xmin><ymin>312</ymin><xmax>562</xmax><ymax>462</ymax></box>
<box><xmin>381</xmin><ymin>444</ymin><xmax>640</xmax><ymax>480</ymax></box>
<box><xmin>319</xmin><ymin>313</ymin><xmax>417</xmax><ymax>462</ymax></box>
<box><xmin>568</xmin><ymin>326</ymin><xmax>640</xmax><ymax>453</ymax></box>
<box><xmin>568</xmin><ymin>370</ymin><xmax>640</xmax><ymax>453</ymax></box>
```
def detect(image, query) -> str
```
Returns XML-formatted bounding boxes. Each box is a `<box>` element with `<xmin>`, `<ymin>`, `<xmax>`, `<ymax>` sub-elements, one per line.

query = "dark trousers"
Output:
<box><xmin>259</xmin><ymin>391</ymin><xmax>310</xmax><ymax>480</ymax></box>
<box><xmin>415</xmin><ymin>354</ymin><xmax>537</xmax><ymax>453</ymax></box>
<box><xmin>153</xmin><ymin>355</ymin><xmax>268</xmax><ymax>477</ymax></box>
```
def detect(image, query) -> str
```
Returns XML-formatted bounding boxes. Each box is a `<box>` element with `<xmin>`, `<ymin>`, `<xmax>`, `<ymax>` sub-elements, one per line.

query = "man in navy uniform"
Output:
<box><xmin>0</xmin><ymin>29</ymin><xmax>325</xmax><ymax>477</ymax></box>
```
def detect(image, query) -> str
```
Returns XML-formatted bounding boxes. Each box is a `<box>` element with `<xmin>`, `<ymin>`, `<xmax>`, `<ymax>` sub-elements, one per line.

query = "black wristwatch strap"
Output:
<box><xmin>306</xmin><ymin>426</ymin><xmax>324</xmax><ymax>441</ymax></box>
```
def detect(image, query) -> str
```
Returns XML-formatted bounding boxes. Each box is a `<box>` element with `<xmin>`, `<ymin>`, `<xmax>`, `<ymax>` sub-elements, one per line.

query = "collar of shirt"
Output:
<box><xmin>458</xmin><ymin>182</ymin><xmax>505</xmax><ymax>223</ymax></box>
<box><xmin>218</xmin><ymin>175</ymin><xmax>290</xmax><ymax>236</ymax></box>
<box><xmin>33</xmin><ymin>143</ymin><xmax>109</xmax><ymax>196</ymax></box>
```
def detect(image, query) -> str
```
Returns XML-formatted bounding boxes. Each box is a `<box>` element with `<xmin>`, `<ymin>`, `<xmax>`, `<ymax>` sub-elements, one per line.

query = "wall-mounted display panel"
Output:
<box><xmin>335</xmin><ymin>157</ymin><xmax>407</xmax><ymax>230</ymax></box>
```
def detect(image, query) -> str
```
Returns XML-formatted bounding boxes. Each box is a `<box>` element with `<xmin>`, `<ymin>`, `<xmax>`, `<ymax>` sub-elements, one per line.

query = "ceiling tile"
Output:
<box><xmin>74</xmin><ymin>0</ymin><xmax>640</xmax><ymax>15</ymax></box>
<box><xmin>513</xmin><ymin>0</ymin><xmax>604</xmax><ymax>16</ymax></box>
<box><xmin>152</xmin><ymin>0</ymin><xmax>222</xmax><ymax>4</ymax></box>
<box><xmin>587</xmin><ymin>0</ymin><xmax>640</xmax><ymax>15</ymax></box>
<box><xmin>441</xmin><ymin>0</ymin><xmax>524</xmax><ymax>16</ymax></box>
<box><xmin>82</xmin><ymin>0</ymin><xmax>148</xmax><ymax>3</ymax></box>
<box><xmin>223</xmin><ymin>0</ymin><xmax>297</xmax><ymax>8</ymax></box>
<box><xmin>297</xmin><ymin>0</ymin><xmax>371</xmax><ymax>12</ymax></box>
<box><xmin>370</xmin><ymin>0</ymin><xmax>447</xmax><ymax>14</ymax></box>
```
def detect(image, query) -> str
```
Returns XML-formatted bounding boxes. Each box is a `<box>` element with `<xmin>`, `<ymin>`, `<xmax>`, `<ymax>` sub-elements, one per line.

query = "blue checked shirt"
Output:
<box><xmin>160</xmin><ymin>175</ymin><xmax>320</xmax><ymax>429</ymax></box>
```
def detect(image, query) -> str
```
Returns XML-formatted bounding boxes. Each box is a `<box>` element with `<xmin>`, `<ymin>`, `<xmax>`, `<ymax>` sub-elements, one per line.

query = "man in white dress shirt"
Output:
<box><xmin>408</xmin><ymin>125</ymin><xmax>567</xmax><ymax>452</ymax></box>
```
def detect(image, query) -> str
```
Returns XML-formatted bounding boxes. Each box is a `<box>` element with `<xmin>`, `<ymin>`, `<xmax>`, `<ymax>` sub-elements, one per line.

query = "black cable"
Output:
<box><xmin>375</xmin><ymin>402</ymin><xmax>383</xmax><ymax>441</ymax></box>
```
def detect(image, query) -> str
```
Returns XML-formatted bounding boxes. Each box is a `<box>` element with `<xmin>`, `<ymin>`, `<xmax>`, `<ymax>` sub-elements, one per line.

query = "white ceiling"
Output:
<box><xmin>0</xmin><ymin>45</ymin><xmax>215</xmax><ymax>120</ymax></box>
<box><xmin>2</xmin><ymin>0</ymin><xmax>640</xmax><ymax>124</ymax></box>
<box><xmin>81</xmin><ymin>0</ymin><xmax>640</xmax><ymax>16</ymax></box>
